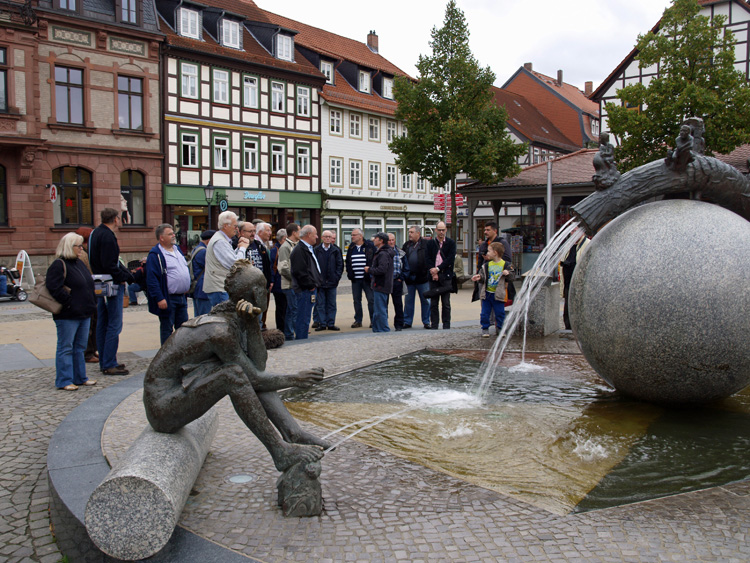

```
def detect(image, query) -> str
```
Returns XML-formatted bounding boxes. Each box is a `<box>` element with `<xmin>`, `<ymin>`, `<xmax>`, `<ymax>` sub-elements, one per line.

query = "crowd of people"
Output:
<box><xmin>44</xmin><ymin>209</ymin><xmax>516</xmax><ymax>391</ymax></box>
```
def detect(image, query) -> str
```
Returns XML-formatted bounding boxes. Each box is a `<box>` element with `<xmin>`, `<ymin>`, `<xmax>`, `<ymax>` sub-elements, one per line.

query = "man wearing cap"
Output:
<box><xmin>190</xmin><ymin>230</ymin><xmax>214</xmax><ymax>317</ymax></box>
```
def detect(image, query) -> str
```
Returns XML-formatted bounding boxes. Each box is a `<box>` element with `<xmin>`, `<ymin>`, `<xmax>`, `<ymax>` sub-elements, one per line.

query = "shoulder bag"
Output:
<box><xmin>29</xmin><ymin>260</ymin><xmax>68</xmax><ymax>314</ymax></box>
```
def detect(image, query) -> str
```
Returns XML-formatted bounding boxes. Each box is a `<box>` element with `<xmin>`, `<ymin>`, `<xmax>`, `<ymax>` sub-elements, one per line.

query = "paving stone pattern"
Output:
<box><xmin>98</xmin><ymin>330</ymin><xmax>750</xmax><ymax>563</ymax></box>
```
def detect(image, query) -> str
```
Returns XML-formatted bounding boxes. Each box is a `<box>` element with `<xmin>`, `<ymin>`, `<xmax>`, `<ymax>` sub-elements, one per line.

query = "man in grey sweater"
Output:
<box><xmin>204</xmin><ymin>211</ymin><xmax>249</xmax><ymax>307</ymax></box>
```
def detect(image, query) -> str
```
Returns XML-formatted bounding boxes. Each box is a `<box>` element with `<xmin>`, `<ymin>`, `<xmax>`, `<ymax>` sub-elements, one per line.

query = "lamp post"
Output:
<box><xmin>204</xmin><ymin>183</ymin><xmax>215</xmax><ymax>230</ymax></box>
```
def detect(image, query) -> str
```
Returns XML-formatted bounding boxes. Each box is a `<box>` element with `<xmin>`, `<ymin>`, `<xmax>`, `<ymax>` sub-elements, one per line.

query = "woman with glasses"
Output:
<box><xmin>45</xmin><ymin>232</ymin><xmax>98</xmax><ymax>390</ymax></box>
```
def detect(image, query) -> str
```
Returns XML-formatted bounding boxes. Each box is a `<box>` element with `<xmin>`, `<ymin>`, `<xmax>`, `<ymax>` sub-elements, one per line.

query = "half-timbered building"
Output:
<box><xmin>155</xmin><ymin>0</ymin><xmax>326</xmax><ymax>251</ymax></box>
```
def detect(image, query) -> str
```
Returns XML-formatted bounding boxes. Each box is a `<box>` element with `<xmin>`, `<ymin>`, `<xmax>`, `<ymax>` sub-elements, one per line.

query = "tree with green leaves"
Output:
<box><xmin>606</xmin><ymin>0</ymin><xmax>750</xmax><ymax>172</ymax></box>
<box><xmin>389</xmin><ymin>0</ymin><xmax>525</xmax><ymax>236</ymax></box>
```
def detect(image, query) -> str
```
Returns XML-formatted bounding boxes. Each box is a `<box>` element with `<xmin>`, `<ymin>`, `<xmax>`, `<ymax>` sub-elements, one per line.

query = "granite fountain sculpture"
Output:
<box><xmin>569</xmin><ymin>119</ymin><xmax>750</xmax><ymax>404</ymax></box>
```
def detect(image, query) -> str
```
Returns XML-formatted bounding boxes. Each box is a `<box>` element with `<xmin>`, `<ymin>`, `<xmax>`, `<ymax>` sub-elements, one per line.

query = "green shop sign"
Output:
<box><xmin>164</xmin><ymin>186</ymin><xmax>321</xmax><ymax>209</ymax></box>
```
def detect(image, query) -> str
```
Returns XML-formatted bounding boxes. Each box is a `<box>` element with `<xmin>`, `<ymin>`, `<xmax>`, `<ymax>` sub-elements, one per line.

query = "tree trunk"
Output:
<box><xmin>572</xmin><ymin>155</ymin><xmax>750</xmax><ymax>236</ymax></box>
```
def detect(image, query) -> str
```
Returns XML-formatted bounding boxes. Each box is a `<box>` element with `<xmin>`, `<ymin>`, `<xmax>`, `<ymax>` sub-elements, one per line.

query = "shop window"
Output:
<box><xmin>52</xmin><ymin>166</ymin><xmax>93</xmax><ymax>226</ymax></box>
<box><xmin>386</xmin><ymin>218</ymin><xmax>405</xmax><ymax>247</ymax></box>
<box><xmin>0</xmin><ymin>48</ymin><xmax>7</xmax><ymax>113</ymax></box>
<box><xmin>117</xmin><ymin>76</ymin><xmax>143</xmax><ymax>130</ymax></box>
<box><xmin>0</xmin><ymin>165</ymin><xmax>6</xmax><ymax>225</ymax></box>
<box><xmin>54</xmin><ymin>66</ymin><xmax>84</xmax><ymax>125</ymax></box>
<box><xmin>364</xmin><ymin>218</ymin><xmax>382</xmax><ymax>241</ymax></box>
<box><xmin>120</xmin><ymin>170</ymin><xmax>145</xmax><ymax>225</ymax></box>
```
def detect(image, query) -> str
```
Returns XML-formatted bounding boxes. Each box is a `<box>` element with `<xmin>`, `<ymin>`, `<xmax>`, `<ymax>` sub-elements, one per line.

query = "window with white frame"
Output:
<box><xmin>386</xmin><ymin>121</ymin><xmax>396</xmax><ymax>143</ymax></box>
<box><xmin>222</xmin><ymin>20</ymin><xmax>240</xmax><ymax>49</ymax></box>
<box><xmin>243</xmin><ymin>75</ymin><xmax>258</xmax><ymax>108</ymax></box>
<box><xmin>276</xmin><ymin>34</ymin><xmax>293</xmax><ymax>61</ymax></box>
<box><xmin>296</xmin><ymin>87</ymin><xmax>310</xmax><ymax>117</ymax></box>
<box><xmin>243</xmin><ymin>138</ymin><xmax>258</xmax><ymax>172</ymax></box>
<box><xmin>270</xmin><ymin>143</ymin><xmax>285</xmax><ymax>174</ymax></box>
<box><xmin>349</xmin><ymin>113</ymin><xmax>361</xmax><ymax>138</ymax></box>
<box><xmin>296</xmin><ymin>145</ymin><xmax>310</xmax><ymax>176</ymax></box>
<box><xmin>213</xmin><ymin>69</ymin><xmax>229</xmax><ymax>104</ymax></box>
<box><xmin>181</xmin><ymin>62</ymin><xmax>198</xmax><ymax>99</ymax></box>
<box><xmin>350</xmin><ymin>160</ymin><xmax>361</xmax><ymax>187</ymax></box>
<box><xmin>383</xmin><ymin>77</ymin><xmax>393</xmax><ymax>99</ymax></box>
<box><xmin>430</xmin><ymin>179</ymin><xmax>439</xmax><ymax>192</ymax></box>
<box><xmin>330</xmin><ymin>109</ymin><xmax>342</xmax><ymax>135</ymax></box>
<box><xmin>416</xmin><ymin>176</ymin><xmax>425</xmax><ymax>192</ymax></box>
<box><xmin>402</xmin><ymin>124</ymin><xmax>408</xmax><ymax>137</ymax></box>
<box><xmin>213</xmin><ymin>136</ymin><xmax>230</xmax><ymax>169</ymax></box>
<box><xmin>402</xmin><ymin>172</ymin><xmax>412</xmax><ymax>191</ymax></box>
<box><xmin>591</xmin><ymin>119</ymin><xmax>600</xmax><ymax>136</ymax></box>
<box><xmin>369</xmin><ymin>163</ymin><xmax>380</xmax><ymax>189</ymax></box>
<box><xmin>368</xmin><ymin>117</ymin><xmax>380</xmax><ymax>141</ymax></box>
<box><xmin>179</xmin><ymin>8</ymin><xmax>200</xmax><ymax>39</ymax></box>
<box><xmin>271</xmin><ymin>81</ymin><xmax>284</xmax><ymax>112</ymax></box>
<box><xmin>181</xmin><ymin>131</ymin><xmax>199</xmax><ymax>167</ymax></box>
<box><xmin>359</xmin><ymin>70</ymin><xmax>370</xmax><ymax>93</ymax></box>
<box><xmin>386</xmin><ymin>165</ymin><xmax>397</xmax><ymax>190</ymax></box>
<box><xmin>330</xmin><ymin>157</ymin><xmax>342</xmax><ymax>185</ymax></box>
<box><xmin>320</xmin><ymin>60</ymin><xmax>333</xmax><ymax>84</ymax></box>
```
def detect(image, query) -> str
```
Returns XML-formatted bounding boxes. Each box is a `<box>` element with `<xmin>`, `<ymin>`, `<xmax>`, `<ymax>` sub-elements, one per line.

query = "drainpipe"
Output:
<box><xmin>546</xmin><ymin>159</ymin><xmax>553</xmax><ymax>248</ymax></box>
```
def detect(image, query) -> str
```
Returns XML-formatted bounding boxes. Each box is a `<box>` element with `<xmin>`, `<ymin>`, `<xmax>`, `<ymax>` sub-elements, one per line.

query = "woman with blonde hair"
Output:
<box><xmin>46</xmin><ymin>232</ymin><xmax>97</xmax><ymax>390</ymax></box>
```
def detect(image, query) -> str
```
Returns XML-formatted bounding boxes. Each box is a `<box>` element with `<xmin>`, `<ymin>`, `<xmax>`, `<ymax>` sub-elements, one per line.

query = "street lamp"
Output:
<box><xmin>204</xmin><ymin>183</ymin><xmax>215</xmax><ymax>230</ymax></box>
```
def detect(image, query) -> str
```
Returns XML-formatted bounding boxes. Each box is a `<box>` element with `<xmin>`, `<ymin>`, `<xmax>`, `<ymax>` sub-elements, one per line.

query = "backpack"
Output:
<box><xmin>187</xmin><ymin>246</ymin><xmax>206</xmax><ymax>296</ymax></box>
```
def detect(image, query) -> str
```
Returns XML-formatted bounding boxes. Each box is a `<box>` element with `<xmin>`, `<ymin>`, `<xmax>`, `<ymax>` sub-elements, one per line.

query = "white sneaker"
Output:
<box><xmin>481</xmin><ymin>328</ymin><xmax>490</xmax><ymax>338</ymax></box>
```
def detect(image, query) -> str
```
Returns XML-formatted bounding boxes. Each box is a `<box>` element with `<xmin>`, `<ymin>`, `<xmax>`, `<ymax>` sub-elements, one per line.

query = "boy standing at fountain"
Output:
<box><xmin>471</xmin><ymin>242</ymin><xmax>514</xmax><ymax>338</ymax></box>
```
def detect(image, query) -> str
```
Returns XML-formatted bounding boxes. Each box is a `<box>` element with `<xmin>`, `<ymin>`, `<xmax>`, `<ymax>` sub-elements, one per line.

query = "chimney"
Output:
<box><xmin>367</xmin><ymin>30</ymin><xmax>378</xmax><ymax>53</ymax></box>
<box><xmin>584</xmin><ymin>81</ymin><xmax>593</xmax><ymax>96</ymax></box>
<box><xmin>557</xmin><ymin>70</ymin><xmax>563</xmax><ymax>86</ymax></box>
<box><xmin>523</xmin><ymin>62</ymin><xmax>532</xmax><ymax>71</ymax></box>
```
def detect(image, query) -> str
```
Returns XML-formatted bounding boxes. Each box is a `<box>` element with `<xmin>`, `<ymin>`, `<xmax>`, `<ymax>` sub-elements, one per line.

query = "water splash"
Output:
<box><xmin>473</xmin><ymin>218</ymin><xmax>585</xmax><ymax>398</ymax></box>
<box><xmin>508</xmin><ymin>362</ymin><xmax>546</xmax><ymax>374</ymax></box>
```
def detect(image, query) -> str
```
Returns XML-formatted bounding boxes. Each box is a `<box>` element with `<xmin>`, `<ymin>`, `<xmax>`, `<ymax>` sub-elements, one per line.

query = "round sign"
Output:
<box><xmin>49</xmin><ymin>184</ymin><xmax>58</xmax><ymax>203</ymax></box>
<box><xmin>219</xmin><ymin>198</ymin><xmax>228</xmax><ymax>212</ymax></box>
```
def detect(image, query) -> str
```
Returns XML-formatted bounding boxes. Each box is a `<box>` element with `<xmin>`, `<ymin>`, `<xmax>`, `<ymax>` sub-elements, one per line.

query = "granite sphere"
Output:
<box><xmin>569</xmin><ymin>199</ymin><xmax>750</xmax><ymax>404</ymax></box>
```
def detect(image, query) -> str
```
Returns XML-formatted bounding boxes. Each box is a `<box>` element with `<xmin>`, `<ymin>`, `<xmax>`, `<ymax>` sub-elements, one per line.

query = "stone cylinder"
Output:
<box><xmin>85</xmin><ymin>407</ymin><xmax>218</xmax><ymax>560</ymax></box>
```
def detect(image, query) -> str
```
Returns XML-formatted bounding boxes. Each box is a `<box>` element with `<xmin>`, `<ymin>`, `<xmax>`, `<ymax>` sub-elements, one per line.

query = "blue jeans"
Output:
<box><xmin>404</xmin><ymin>282</ymin><xmax>431</xmax><ymax>327</ymax></box>
<box><xmin>294</xmin><ymin>290</ymin><xmax>315</xmax><ymax>340</ymax></box>
<box><xmin>128</xmin><ymin>283</ymin><xmax>141</xmax><ymax>303</ymax></box>
<box><xmin>193</xmin><ymin>297</ymin><xmax>211</xmax><ymax>317</ymax></box>
<box><xmin>351</xmin><ymin>278</ymin><xmax>373</xmax><ymax>324</ymax></box>
<box><xmin>96</xmin><ymin>287</ymin><xmax>124</xmax><ymax>371</ymax></box>
<box><xmin>283</xmin><ymin>288</ymin><xmax>297</xmax><ymax>339</ymax></box>
<box><xmin>159</xmin><ymin>294</ymin><xmax>188</xmax><ymax>345</ymax></box>
<box><xmin>317</xmin><ymin>287</ymin><xmax>337</xmax><ymax>327</ymax></box>
<box><xmin>480</xmin><ymin>291</ymin><xmax>506</xmax><ymax>330</ymax></box>
<box><xmin>55</xmin><ymin>318</ymin><xmax>91</xmax><ymax>388</ymax></box>
<box><xmin>206</xmin><ymin>291</ymin><xmax>229</xmax><ymax>307</ymax></box>
<box><xmin>372</xmin><ymin>291</ymin><xmax>390</xmax><ymax>332</ymax></box>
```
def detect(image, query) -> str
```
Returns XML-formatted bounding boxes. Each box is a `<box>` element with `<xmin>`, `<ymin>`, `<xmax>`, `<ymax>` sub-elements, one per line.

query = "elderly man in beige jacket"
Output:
<box><xmin>203</xmin><ymin>211</ymin><xmax>249</xmax><ymax>307</ymax></box>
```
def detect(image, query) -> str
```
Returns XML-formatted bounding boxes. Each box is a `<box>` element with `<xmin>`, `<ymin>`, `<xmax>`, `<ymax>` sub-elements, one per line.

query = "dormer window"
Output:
<box><xmin>222</xmin><ymin>20</ymin><xmax>241</xmax><ymax>49</ymax></box>
<box><xmin>359</xmin><ymin>71</ymin><xmax>371</xmax><ymax>93</ymax></box>
<box><xmin>119</xmin><ymin>0</ymin><xmax>138</xmax><ymax>24</ymax></box>
<box><xmin>179</xmin><ymin>8</ymin><xmax>200</xmax><ymax>39</ymax></box>
<box><xmin>591</xmin><ymin>119</ymin><xmax>600</xmax><ymax>136</ymax></box>
<box><xmin>276</xmin><ymin>34</ymin><xmax>293</xmax><ymax>61</ymax></box>
<box><xmin>56</xmin><ymin>0</ymin><xmax>77</xmax><ymax>12</ymax></box>
<box><xmin>383</xmin><ymin>77</ymin><xmax>393</xmax><ymax>99</ymax></box>
<box><xmin>321</xmin><ymin>61</ymin><xmax>334</xmax><ymax>84</ymax></box>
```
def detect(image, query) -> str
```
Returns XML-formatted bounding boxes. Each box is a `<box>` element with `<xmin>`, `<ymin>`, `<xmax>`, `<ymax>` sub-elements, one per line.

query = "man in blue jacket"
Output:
<box><xmin>146</xmin><ymin>224</ymin><xmax>191</xmax><ymax>345</ymax></box>
<box><xmin>190</xmin><ymin>230</ymin><xmax>214</xmax><ymax>317</ymax></box>
<box><xmin>313</xmin><ymin>230</ymin><xmax>344</xmax><ymax>331</ymax></box>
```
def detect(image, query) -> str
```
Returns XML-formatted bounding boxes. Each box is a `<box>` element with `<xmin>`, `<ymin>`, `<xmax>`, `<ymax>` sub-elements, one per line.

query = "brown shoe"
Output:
<box><xmin>351</xmin><ymin>322</ymin><xmax>362</xmax><ymax>328</ymax></box>
<box><xmin>85</xmin><ymin>356</ymin><xmax>99</xmax><ymax>363</ymax></box>
<box><xmin>103</xmin><ymin>367</ymin><xmax>129</xmax><ymax>376</ymax></box>
<box><xmin>59</xmin><ymin>384</ymin><xmax>79</xmax><ymax>391</ymax></box>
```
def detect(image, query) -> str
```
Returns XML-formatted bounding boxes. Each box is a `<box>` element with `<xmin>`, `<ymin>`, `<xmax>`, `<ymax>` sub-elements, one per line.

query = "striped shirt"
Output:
<box><xmin>349</xmin><ymin>245</ymin><xmax>367</xmax><ymax>279</ymax></box>
<box><xmin>392</xmin><ymin>249</ymin><xmax>402</xmax><ymax>279</ymax></box>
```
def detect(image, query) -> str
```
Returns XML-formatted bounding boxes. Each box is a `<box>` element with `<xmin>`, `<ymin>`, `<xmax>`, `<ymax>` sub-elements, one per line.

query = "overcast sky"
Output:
<box><xmin>261</xmin><ymin>0</ymin><xmax>673</xmax><ymax>91</ymax></box>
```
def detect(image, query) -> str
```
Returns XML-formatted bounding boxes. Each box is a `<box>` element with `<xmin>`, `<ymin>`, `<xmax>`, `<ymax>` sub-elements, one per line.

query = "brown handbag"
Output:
<box><xmin>29</xmin><ymin>260</ymin><xmax>68</xmax><ymax>314</ymax></box>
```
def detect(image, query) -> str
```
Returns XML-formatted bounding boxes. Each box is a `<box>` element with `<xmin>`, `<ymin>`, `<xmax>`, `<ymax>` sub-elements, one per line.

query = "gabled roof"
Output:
<box><xmin>257</xmin><ymin>5</ymin><xmax>409</xmax><ymax>77</ymax></box>
<box><xmin>716</xmin><ymin>143</ymin><xmax>750</xmax><ymax>175</ymax></box>
<box><xmin>591</xmin><ymin>0</ymin><xmax>750</xmax><ymax>101</ymax></box>
<box><xmin>492</xmin><ymin>87</ymin><xmax>581</xmax><ymax>152</ymax></box>
<box><xmin>158</xmin><ymin>2</ymin><xmax>322</xmax><ymax>79</ymax></box>
<box><xmin>503</xmin><ymin>67</ymin><xmax>599</xmax><ymax>116</ymax></box>
<box><xmin>322</xmin><ymin>71</ymin><xmax>397</xmax><ymax>116</ymax></box>
<box><xmin>461</xmin><ymin>149</ymin><xmax>597</xmax><ymax>191</ymax></box>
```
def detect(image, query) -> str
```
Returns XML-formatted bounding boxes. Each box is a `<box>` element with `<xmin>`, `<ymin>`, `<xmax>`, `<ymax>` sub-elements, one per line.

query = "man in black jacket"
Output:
<box><xmin>290</xmin><ymin>225</ymin><xmax>322</xmax><ymax>340</ymax></box>
<box><xmin>344</xmin><ymin>228</ymin><xmax>375</xmax><ymax>328</ymax></box>
<box><xmin>402</xmin><ymin>225</ymin><xmax>432</xmax><ymax>329</ymax></box>
<box><xmin>89</xmin><ymin>207</ymin><xmax>134</xmax><ymax>375</ymax></box>
<box><xmin>426</xmin><ymin>221</ymin><xmax>456</xmax><ymax>329</ymax></box>
<box><xmin>313</xmin><ymin>230</ymin><xmax>343</xmax><ymax>331</ymax></box>
<box><xmin>366</xmin><ymin>233</ymin><xmax>395</xmax><ymax>333</ymax></box>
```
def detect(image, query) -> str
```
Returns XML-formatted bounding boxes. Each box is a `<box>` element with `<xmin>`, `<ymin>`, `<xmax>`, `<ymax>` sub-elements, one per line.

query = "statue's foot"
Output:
<box><xmin>274</xmin><ymin>443</ymin><xmax>324</xmax><ymax>472</ymax></box>
<box><xmin>288</xmin><ymin>429</ymin><xmax>333</xmax><ymax>450</ymax></box>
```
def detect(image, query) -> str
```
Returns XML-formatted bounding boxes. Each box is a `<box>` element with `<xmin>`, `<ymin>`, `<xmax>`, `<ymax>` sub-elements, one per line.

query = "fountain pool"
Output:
<box><xmin>283</xmin><ymin>349</ymin><xmax>750</xmax><ymax>515</ymax></box>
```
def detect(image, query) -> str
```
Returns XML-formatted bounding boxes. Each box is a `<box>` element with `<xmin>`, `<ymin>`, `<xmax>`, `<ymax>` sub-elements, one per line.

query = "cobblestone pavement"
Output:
<box><xmin>3</xmin><ymin>313</ymin><xmax>750</xmax><ymax>562</ymax></box>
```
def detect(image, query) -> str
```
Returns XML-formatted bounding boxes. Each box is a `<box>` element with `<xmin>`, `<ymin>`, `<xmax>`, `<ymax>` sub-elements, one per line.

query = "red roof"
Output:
<box><xmin>716</xmin><ymin>143</ymin><xmax>750</xmax><ymax>175</ymax></box>
<box><xmin>321</xmin><ymin>71</ymin><xmax>397</xmax><ymax>116</ymax></box>
<box><xmin>492</xmin><ymin>87</ymin><xmax>581</xmax><ymax>151</ymax></box>
<box><xmin>526</xmin><ymin>70</ymin><xmax>599</xmax><ymax>116</ymax></box>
